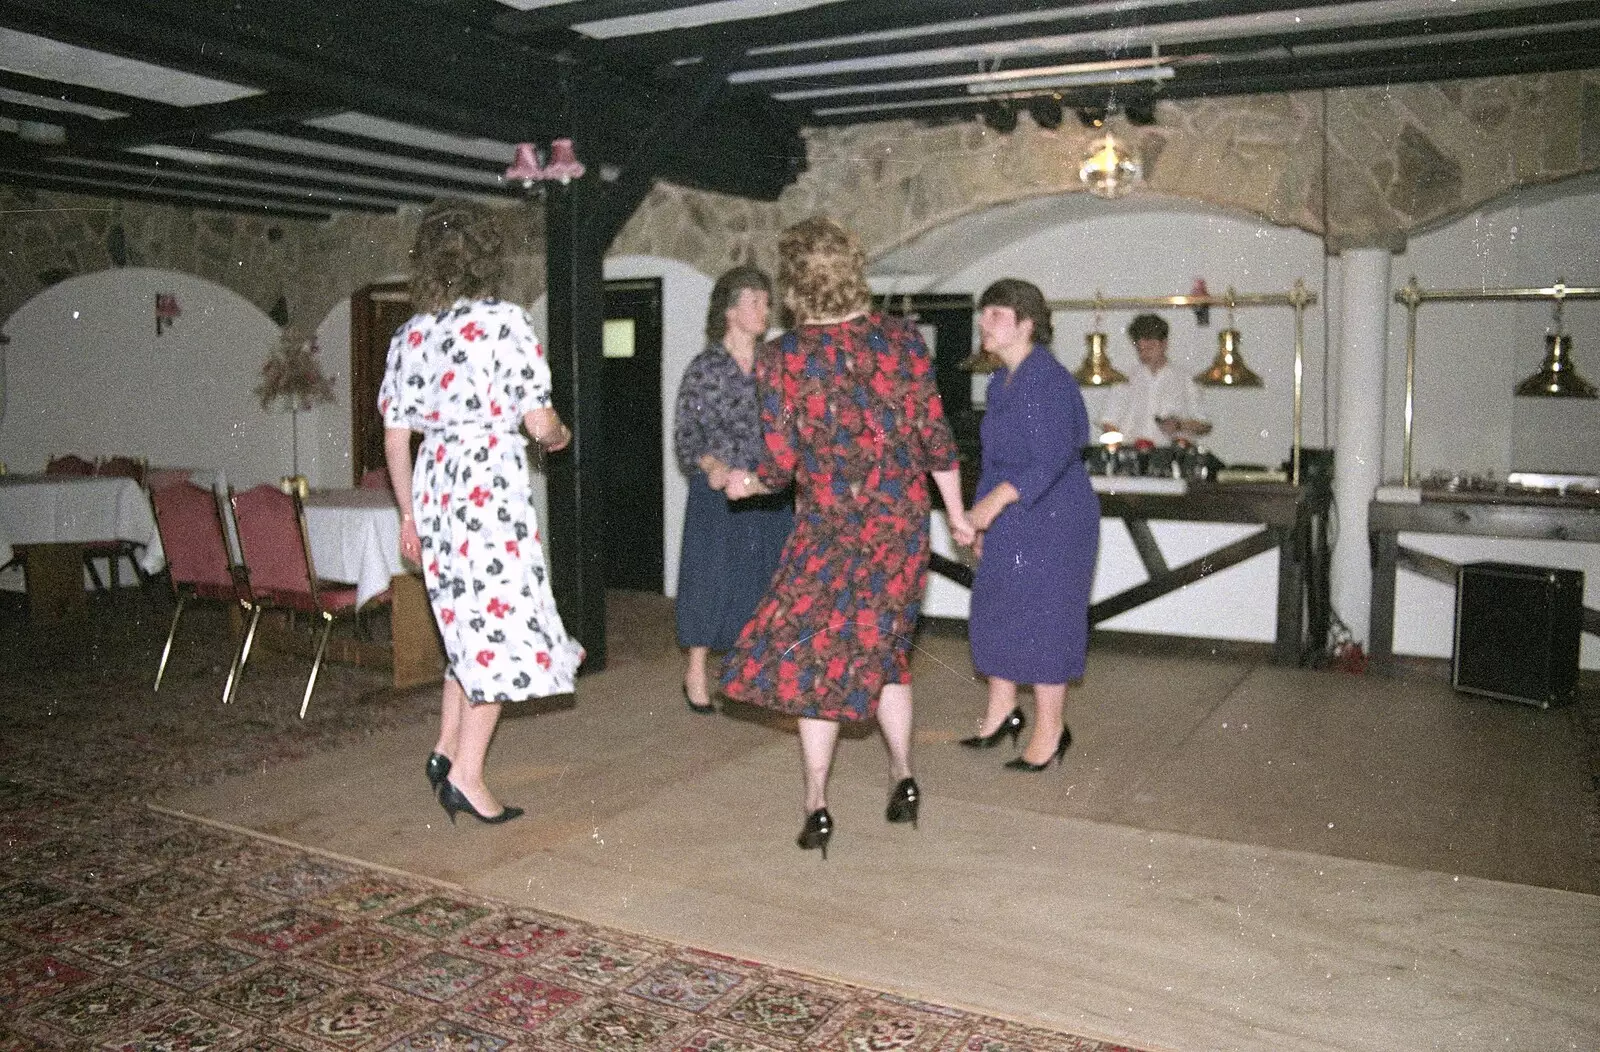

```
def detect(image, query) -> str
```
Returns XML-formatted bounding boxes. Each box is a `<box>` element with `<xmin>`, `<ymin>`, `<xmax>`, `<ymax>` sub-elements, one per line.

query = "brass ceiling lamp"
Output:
<box><xmin>1514</xmin><ymin>300</ymin><xmax>1597</xmax><ymax>398</ymax></box>
<box><xmin>1194</xmin><ymin>292</ymin><xmax>1263</xmax><ymax>388</ymax></box>
<box><xmin>1078</xmin><ymin>132</ymin><xmax>1142</xmax><ymax>199</ymax></box>
<box><xmin>1073</xmin><ymin>306</ymin><xmax>1127</xmax><ymax>386</ymax></box>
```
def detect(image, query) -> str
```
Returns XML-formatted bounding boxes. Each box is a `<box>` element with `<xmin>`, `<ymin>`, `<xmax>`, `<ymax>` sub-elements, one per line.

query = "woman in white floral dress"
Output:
<box><xmin>380</xmin><ymin>201</ymin><xmax>584</xmax><ymax>826</ymax></box>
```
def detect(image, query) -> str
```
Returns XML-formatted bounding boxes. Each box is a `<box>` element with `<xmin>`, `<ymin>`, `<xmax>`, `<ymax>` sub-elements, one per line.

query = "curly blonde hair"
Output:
<box><xmin>409</xmin><ymin>201</ymin><xmax>505</xmax><ymax>312</ymax></box>
<box><xmin>777</xmin><ymin>216</ymin><xmax>871</xmax><ymax>325</ymax></box>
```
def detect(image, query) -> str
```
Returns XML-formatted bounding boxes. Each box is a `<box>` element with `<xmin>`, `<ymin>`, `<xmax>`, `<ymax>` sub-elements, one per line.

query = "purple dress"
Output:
<box><xmin>969</xmin><ymin>346</ymin><xmax>1100</xmax><ymax>684</ymax></box>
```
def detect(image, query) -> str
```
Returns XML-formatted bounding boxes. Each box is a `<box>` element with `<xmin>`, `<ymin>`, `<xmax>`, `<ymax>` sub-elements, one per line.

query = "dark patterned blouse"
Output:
<box><xmin>673</xmin><ymin>344</ymin><xmax>764</xmax><ymax>474</ymax></box>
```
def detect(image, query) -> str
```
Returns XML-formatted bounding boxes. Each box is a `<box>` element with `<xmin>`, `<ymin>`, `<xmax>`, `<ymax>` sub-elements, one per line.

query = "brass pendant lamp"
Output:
<box><xmin>1073</xmin><ymin>315</ymin><xmax>1127</xmax><ymax>386</ymax></box>
<box><xmin>1515</xmin><ymin>303</ymin><xmax>1596</xmax><ymax>398</ymax></box>
<box><xmin>1194</xmin><ymin>295</ymin><xmax>1262</xmax><ymax>387</ymax></box>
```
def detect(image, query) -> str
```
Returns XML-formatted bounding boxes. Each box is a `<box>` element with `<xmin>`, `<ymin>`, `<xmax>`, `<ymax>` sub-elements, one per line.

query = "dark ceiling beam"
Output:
<box><xmin>270</xmin><ymin>124</ymin><xmax>511</xmax><ymax>179</ymax></box>
<box><xmin>0</xmin><ymin>0</ymin><xmax>805</xmax><ymax>201</ymax></box>
<box><xmin>29</xmin><ymin>152</ymin><xmax>421</xmax><ymax>212</ymax></box>
<box><xmin>601</xmin><ymin>0</ymin><xmax>1360</xmax><ymax>66</ymax></box>
<box><xmin>494</xmin><ymin>0</ymin><xmax>732</xmax><ymax>37</ymax></box>
<box><xmin>0</xmin><ymin>166</ymin><xmax>340</xmax><ymax>220</ymax></box>
<box><xmin>166</xmin><ymin>137</ymin><xmax>516</xmax><ymax>200</ymax></box>
<box><xmin>89</xmin><ymin>92</ymin><xmax>349</xmax><ymax>151</ymax></box>
<box><xmin>0</xmin><ymin>70</ymin><xmax>161</xmax><ymax>118</ymax></box>
<box><xmin>723</xmin><ymin>1</ymin><xmax>1596</xmax><ymax>89</ymax></box>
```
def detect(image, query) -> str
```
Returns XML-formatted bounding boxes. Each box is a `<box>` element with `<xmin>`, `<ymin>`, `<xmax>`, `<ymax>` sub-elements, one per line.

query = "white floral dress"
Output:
<box><xmin>379</xmin><ymin>298</ymin><xmax>584</xmax><ymax>702</ymax></box>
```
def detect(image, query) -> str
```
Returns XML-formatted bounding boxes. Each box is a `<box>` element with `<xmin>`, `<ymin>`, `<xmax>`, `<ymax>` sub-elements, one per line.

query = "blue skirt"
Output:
<box><xmin>675</xmin><ymin>474</ymin><xmax>794</xmax><ymax>650</ymax></box>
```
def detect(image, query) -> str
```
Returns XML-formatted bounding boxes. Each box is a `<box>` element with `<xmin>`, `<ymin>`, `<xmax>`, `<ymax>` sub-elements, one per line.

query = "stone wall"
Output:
<box><xmin>3</xmin><ymin>70</ymin><xmax>1596</xmax><ymax>328</ymax></box>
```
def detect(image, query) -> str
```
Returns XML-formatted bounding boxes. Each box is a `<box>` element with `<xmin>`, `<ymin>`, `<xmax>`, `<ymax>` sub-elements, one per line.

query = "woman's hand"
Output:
<box><xmin>701</xmin><ymin>455</ymin><xmax>731</xmax><ymax>491</ymax></box>
<box><xmin>400</xmin><ymin>514</ymin><xmax>422</xmax><ymax>565</ymax></box>
<box><xmin>947</xmin><ymin>509</ymin><xmax>977</xmax><ymax>547</ymax></box>
<box><xmin>526</xmin><ymin>407</ymin><xmax>571</xmax><ymax>451</ymax></box>
<box><xmin>969</xmin><ymin>483</ymin><xmax>1018</xmax><ymax>531</ymax></box>
<box><xmin>971</xmin><ymin>531</ymin><xmax>984</xmax><ymax>560</ymax></box>
<box><xmin>723</xmin><ymin>470</ymin><xmax>767</xmax><ymax>500</ymax></box>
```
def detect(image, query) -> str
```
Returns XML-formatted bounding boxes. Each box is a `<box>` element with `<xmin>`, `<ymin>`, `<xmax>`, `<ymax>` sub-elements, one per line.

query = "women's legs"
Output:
<box><xmin>979</xmin><ymin>676</ymin><xmax>1019</xmax><ymax>735</ymax></box>
<box><xmin>684</xmin><ymin>646</ymin><xmax>711</xmax><ymax>706</ymax></box>
<box><xmin>448</xmin><ymin>699</ymin><xmax>509</xmax><ymax>814</ymax></box>
<box><xmin>434</xmin><ymin>677</ymin><xmax>467</xmax><ymax>760</ymax></box>
<box><xmin>1023</xmin><ymin>683</ymin><xmax>1068</xmax><ymax>765</ymax></box>
<box><xmin>797</xmin><ymin>717</ymin><xmax>840</xmax><ymax>814</ymax></box>
<box><xmin>876</xmin><ymin>682</ymin><xmax>915</xmax><ymax>782</ymax></box>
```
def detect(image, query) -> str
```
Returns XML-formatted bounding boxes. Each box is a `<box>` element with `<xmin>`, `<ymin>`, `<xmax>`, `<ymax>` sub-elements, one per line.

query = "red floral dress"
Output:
<box><xmin>378</xmin><ymin>298</ymin><xmax>584</xmax><ymax>703</ymax></box>
<box><xmin>719</xmin><ymin>313</ymin><xmax>959</xmax><ymax>720</ymax></box>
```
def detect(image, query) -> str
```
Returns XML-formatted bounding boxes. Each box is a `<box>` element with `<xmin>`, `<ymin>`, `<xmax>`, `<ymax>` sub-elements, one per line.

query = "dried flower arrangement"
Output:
<box><xmin>256</xmin><ymin>332</ymin><xmax>336</xmax><ymax>412</ymax></box>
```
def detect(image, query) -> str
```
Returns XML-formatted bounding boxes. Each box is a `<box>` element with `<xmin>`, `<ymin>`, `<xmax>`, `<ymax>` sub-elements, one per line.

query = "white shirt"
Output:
<box><xmin>1101</xmin><ymin>363</ymin><xmax>1207</xmax><ymax>443</ymax></box>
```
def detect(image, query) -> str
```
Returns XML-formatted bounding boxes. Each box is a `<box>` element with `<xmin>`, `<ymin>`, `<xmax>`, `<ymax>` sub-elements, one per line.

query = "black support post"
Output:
<box><xmin>542</xmin><ymin>176</ymin><xmax>610</xmax><ymax>671</ymax></box>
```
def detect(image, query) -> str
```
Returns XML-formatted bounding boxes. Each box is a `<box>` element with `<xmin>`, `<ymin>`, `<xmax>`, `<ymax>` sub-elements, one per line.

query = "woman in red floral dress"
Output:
<box><xmin>721</xmin><ymin>217</ymin><xmax>974</xmax><ymax>857</ymax></box>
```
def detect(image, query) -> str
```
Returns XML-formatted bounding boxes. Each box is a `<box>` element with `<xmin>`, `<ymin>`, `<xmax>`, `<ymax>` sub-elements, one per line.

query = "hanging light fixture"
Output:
<box><xmin>1074</xmin><ymin>305</ymin><xmax>1127</xmax><ymax>386</ymax></box>
<box><xmin>1078</xmin><ymin>133</ymin><xmax>1142</xmax><ymax>199</ymax></box>
<box><xmin>1194</xmin><ymin>293</ymin><xmax>1262</xmax><ymax>387</ymax></box>
<box><xmin>504</xmin><ymin>143</ymin><xmax>545</xmax><ymax>187</ymax></box>
<box><xmin>542</xmin><ymin>138</ymin><xmax>586</xmax><ymax>184</ymax></box>
<box><xmin>1515</xmin><ymin>300</ymin><xmax>1596</xmax><ymax>398</ymax></box>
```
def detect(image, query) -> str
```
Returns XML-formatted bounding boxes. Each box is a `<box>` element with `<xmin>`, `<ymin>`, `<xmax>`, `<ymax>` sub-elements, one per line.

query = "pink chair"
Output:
<box><xmin>359</xmin><ymin>468</ymin><xmax>392</xmax><ymax>492</ymax></box>
<box><xmin>149</xmin><ymin>482</ymin><xmax>251</xmax><ymax>695</ymax></box>
<box><xmin>229</xmin><ymin>484</ymin><xmax>390</xmax><ymax>716</ymax></box>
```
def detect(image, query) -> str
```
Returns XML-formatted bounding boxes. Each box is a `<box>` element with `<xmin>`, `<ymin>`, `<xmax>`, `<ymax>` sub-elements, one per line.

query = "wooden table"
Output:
<box><xmin>299</xmin><ymin>489</ymin><xmax>446</xmax><ymax>690</ymax></box>
<box><xmin>0</xmin><ymin>474</ymin><xmax>164</xmax><ymax>623</ymax></box>
<box><xmin>930</xmin><ymin>479</ymin><xmax>1332</xmax><ymax>665</ymax></box>
<box><xmin>1368</xmin><ymin>489</ymin><xmax>1600</xmax><ymax>671</ymax></box>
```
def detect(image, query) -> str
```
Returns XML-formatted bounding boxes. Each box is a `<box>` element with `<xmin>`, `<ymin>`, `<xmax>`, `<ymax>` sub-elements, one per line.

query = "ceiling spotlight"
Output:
<box><xmin>1027</xmin><ymin>96</ymin><xmax>1064</xmax><ymax>130</ymax></box>
<box><xmin>1124</xmin><ymin>100</ymin><xmax>1157</xmax><ymax>126</ymax></box>
<box><xmin>981</xmin><ymin>102</ymin><xmax>1018</xmax><ymax>133</ymax></box>
<box><xmin>1076</xmin><ymin>105</ymin><xmax>1108</xmax><ymax>129</ymax></box>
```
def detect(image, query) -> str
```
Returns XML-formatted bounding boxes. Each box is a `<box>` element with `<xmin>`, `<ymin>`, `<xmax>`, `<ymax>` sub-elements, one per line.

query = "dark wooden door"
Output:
<box><xmin>599</xmin><ymin>279</ymin><xmax>664</xmax><ymax>592</ymax></box>
<box><xmin>350</xmin><ymin>281</ymin><xmax>414</xmax><ymax>485</ymax></box>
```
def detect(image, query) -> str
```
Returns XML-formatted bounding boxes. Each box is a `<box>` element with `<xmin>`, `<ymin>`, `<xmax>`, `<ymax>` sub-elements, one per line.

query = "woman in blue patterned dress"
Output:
<box><xmin>673</xmin><ymin>265</ymin><xmax>793</xmax><ymax>713</ymax></box>
<box><xmin>380</xmin><ymin>201</ymin><xmax>585</xmax><ymax>825</ymax></box>
<box><xmin>964</xmin><ymin>279</ymin><xmax>1099</xmax><ymax>771</ymax></box>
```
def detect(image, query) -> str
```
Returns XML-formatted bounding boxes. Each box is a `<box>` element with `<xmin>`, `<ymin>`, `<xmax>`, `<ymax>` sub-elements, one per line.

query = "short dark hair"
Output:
<box><xmin>1128</xmin><ymin>313</ymin><xmax>1169</xmax><ymax>342</ymax></box>
<box><xmin>978</xmin><ymin>278</ymin><xmax>1053</xmax><ymax>346</ymax></box>
<box><xmin>705</xmin><ymin>264</ymin><xmax>772</xmax><ymax>343</ymax></box>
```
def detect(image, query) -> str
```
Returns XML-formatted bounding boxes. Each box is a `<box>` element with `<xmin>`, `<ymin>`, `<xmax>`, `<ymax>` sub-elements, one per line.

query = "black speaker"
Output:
<box><xmin>1452</xmin><ymin>562</ymin><xmax>1583</xmax><ymax>708</ymax></box>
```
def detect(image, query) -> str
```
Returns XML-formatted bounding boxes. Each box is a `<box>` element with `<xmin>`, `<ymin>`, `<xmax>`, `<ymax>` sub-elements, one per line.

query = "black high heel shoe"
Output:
<box><xmin>885</xmin><ymin>777</ymin><xmax>920</xmax><ymax>829</ymax></box>
<box><xmin>959</xmin><ymin>707</ymin><xmax>1025</xmax><ymax>749</ymax></box>
<box><xmin>425</xmin><ymin>752</ymin><xmax>452</xmax><ymax>790</ymax></box>
<box><xmin>1003</xmin><ymin>727</ymin><xmax>1072</xmax><ymax>772</ymax></box>
<box><xmin>438</xmin><ymin>780</ymin><xmax>524</xmax><ymax>825</ymax></box>
<box><xmin>796</xmin><ymin>808</ymin><xmax>833</xmax><ymax>859</ymax></box>
<box><xmin>683</xmin><ymin>683</ymin><xmax>716</xmax><ymax>715</ymax></box>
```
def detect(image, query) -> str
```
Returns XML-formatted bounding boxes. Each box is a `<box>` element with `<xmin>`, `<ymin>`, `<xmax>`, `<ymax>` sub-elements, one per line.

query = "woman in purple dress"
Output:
<box><xmin>964</xmin><ymin>279</ymin><xmax>1099</xmax><ymax>771</ymax></box>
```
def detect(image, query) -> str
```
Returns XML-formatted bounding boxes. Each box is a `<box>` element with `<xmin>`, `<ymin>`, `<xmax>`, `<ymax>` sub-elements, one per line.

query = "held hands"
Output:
<box><xmin>968</xmin><ymin>483</ymin><xmax>1018</xmax><ymax>532</ymax></box>
<box><xmin>722</xmin><ymin>469</ymin><xmax>762</xmax><ymax>500</ymax></box>
<box><xmin>946</xmin><ymin>509</ymin><xmax>977</xmax><ymax>548</ymax></box>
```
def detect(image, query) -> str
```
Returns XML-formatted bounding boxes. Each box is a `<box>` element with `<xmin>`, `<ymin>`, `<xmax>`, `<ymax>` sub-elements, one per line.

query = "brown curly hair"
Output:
<box><xmin>409</xmin><ymin>201</ymin><xmax>505</xmax><ymax>312</ymax></box>
<box><xmin>705</xmin><ymin>264</ymin><xmax>772</xmax><ymax>343</ymax></box>
<box><xmin>777</xmin><ymin>216</ymin><xmax>871</xmax><ymax>325</ymax></box>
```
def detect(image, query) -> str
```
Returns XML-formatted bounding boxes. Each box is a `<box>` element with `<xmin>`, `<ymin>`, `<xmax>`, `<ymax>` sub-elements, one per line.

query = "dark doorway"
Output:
<box><xmin>350</xmin><ymin>281</ymin><xmax>414</xmax><ymax>485</ymax></box>
<box><xmin>600</xmin><ymin>278</ymin><xmax>665</xmax><ymax>592</ymax></box>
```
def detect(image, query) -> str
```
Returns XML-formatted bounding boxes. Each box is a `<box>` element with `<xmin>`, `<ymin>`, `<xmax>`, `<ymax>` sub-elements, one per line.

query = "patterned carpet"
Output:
<box><xmin>0</xmin><ymin>594</ymin><xmax>1144</xmax><ymax>1052</ymax></box>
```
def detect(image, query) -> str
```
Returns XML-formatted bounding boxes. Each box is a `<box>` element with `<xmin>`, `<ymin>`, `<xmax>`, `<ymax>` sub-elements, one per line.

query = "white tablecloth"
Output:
<box><xmin>302</xmin><ymin>488</ymin><xmax>404</xmax><ymax>607</ymax></box>
<box><xmin>0</xmin><ymin>474</ymin><xmax>165</xmax><ymax>572</ymax></box>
